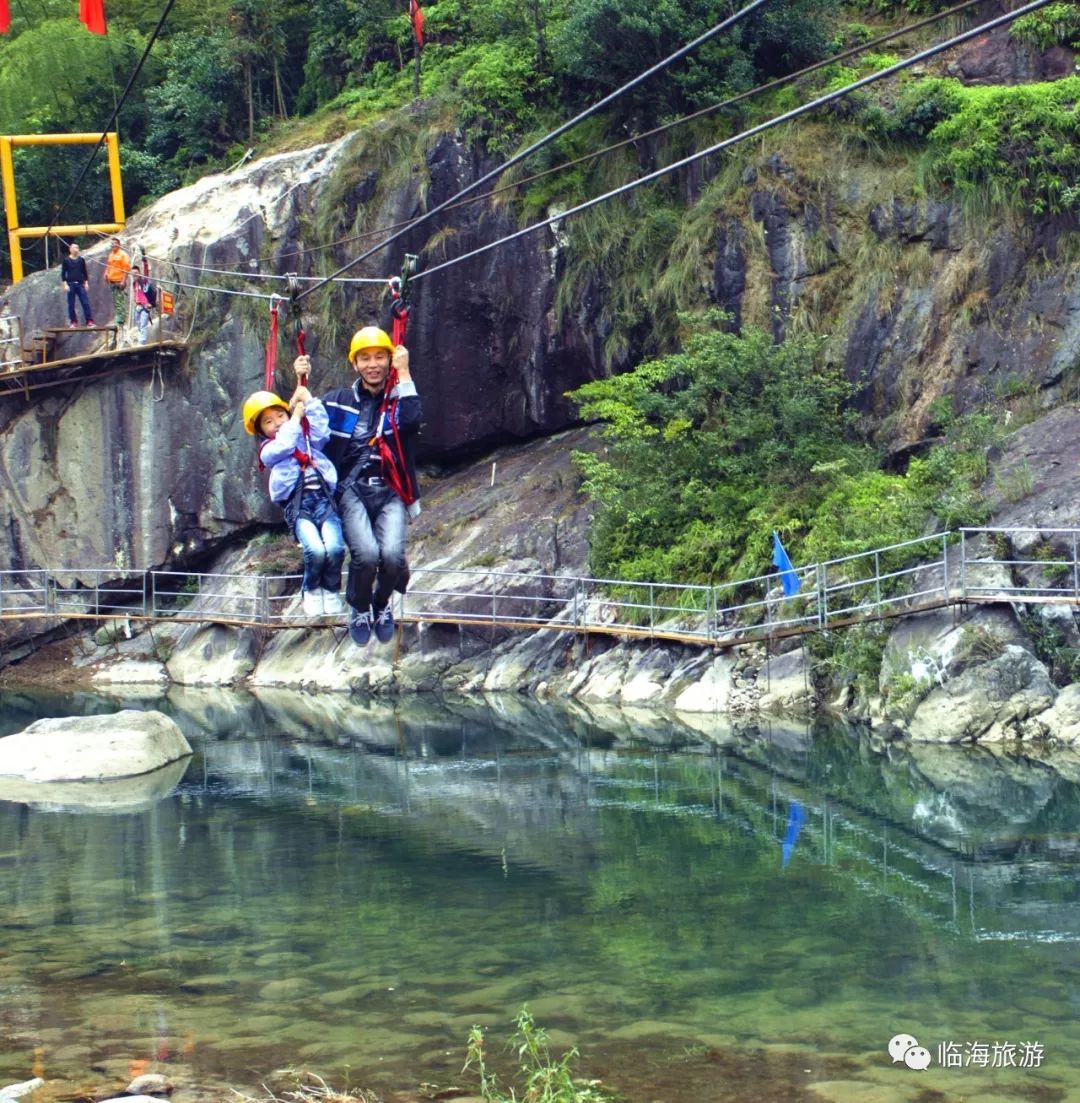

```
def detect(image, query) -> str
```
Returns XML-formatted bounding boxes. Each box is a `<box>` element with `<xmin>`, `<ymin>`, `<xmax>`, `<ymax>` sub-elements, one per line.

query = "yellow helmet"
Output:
<box><xmin>348</xmin><ymin>326</ymin><xmax>394</xmax><ymax>362</ymax></box>
<box><xmin>242</xmin><ymin>390</ymin><xmax>289</xmax><ymax>436</ymax></box>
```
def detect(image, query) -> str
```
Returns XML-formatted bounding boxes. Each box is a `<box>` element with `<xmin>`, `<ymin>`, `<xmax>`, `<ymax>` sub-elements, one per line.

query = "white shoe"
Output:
<box><xmin>322</xmin><ymin>590</ymin><xmax>347</xmax><ymax>616</ymax></box>
<box><xmin>302</xmin><ymin>589</ymin><xmax>324</xmax><ymax>617</ymax></box>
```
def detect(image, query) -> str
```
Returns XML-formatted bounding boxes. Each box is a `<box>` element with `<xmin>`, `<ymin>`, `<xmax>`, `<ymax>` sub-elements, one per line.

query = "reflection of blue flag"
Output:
<box><xmin>782</xmin><ymin>800</ymin><xmax>807</xmax><ymax>868</ymax></box>
<box><xmin>772</xmin><ymin>532</ymin><xmax>800</xmax><ymax>597</ymax></box>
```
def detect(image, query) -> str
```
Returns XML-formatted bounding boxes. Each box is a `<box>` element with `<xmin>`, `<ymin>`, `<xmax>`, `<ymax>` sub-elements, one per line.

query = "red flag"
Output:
<box><xmin>408</xmin><ymin>0</ymin><xmax>424</xmax><ymax>47</ymax></box>
<box><xmin>0</xmin><ymin>1</ymin><xmax>10</xmax><ymax>33</ymax></box>
<box><xmin>79</xmin><ymin>0</ymin><xmax>107</xmax><ymax>34</ymax></box>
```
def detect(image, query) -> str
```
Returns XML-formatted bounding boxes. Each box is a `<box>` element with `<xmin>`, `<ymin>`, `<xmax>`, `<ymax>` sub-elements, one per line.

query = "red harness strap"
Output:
<box><xmin>264</xmin><ymin>302</ymin><xmax>279</xmax><ymax>390</ymax></box>
<box><xmin>370</xmin><ymin>377</ymin><xmax>416</xmax><ymax>505</ymax></box>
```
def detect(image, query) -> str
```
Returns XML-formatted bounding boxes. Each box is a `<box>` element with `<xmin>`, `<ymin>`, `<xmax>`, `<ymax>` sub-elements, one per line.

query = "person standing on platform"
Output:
<box><xmin>60</xmin><ymin>243</ymin><xmax>94</xmax><ymax>327</ymax></box>
<box><xmin>103</xmin><ymin>237</ymin><xmax>131</xmax><ymax>326</ymax></box>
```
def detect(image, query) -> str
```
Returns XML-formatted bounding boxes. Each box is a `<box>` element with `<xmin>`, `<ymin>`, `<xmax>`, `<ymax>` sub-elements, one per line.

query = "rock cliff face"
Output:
<box><xmin>5</xmin><ymin>106</ymin><xmax>1080</xmax><ymax>580</ymax></box>
<box><xmin>6</xmin><ymin>89</ymin><xmax>1080</xmax><ymax>738</ymax></box>
<box><xmin>710</xmin><ymin>151</ymin><xmax>1080</xmax><ymax>455</ymax></box>
<box><xmin>0</xmin><ymin>131</ymin><xmax>606</xmax><ymax>582</ymax></box>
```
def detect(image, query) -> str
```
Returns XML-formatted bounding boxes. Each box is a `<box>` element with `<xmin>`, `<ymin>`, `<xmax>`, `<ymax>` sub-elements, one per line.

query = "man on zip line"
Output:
<box><xmin>293</xmin><ymin>326</ymin><xmax>421</xmax><ymax>646</ymax></box>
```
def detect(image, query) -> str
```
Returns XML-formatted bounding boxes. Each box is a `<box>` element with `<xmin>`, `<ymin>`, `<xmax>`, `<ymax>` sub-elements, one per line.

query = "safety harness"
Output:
<box><xmin>371</xmin><ymin>255</ymin><xmax>419</xmax><ymax>507</ymax></box>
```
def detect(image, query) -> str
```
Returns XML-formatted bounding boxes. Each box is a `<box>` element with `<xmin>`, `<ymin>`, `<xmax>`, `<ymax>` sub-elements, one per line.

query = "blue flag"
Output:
<box><xmin>782</xmin><ymin>800</ymin><xmax>807</xmax><ymax>868</ymax></box>
<box><xmin>772</xmin><ymin>532</ymin><xmax>800</xmax><ymax>597</ymax></box>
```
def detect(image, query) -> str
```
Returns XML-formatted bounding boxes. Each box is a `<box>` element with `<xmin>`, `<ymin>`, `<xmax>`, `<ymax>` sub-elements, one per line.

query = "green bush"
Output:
<box><xmin>1009</xmin><ymin>2</ymin><xmax>1080</xmax><ymax>51</ymax></box>
<box><xmin>465</xmin><ymin>1008</ymin><xmax>610</xmax><ymax>1103</ymax></box>
<box><xmin>570</xmin><ymin>314</ymin><xmax>1006</xmax><ymax>588</ymax></box>
<box><xmin>922</xmin><ymin>77</ymin><xmax>1080</xmax><ymax>214</ymax></box>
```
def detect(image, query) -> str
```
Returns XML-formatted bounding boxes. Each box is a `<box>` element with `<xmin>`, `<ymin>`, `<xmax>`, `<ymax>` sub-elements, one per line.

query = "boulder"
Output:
<box><xmin>0</xmin><ymin>1081</ymin><xmax>44</xmax><ymax>1103</ymax></box>
<box><xmin>904</xmin><ymin>645</ymin><xmax>1056</xmax><ymax>742</ymax></box>
<box><xmin>757</xmin><ymin>648</ymin><xmax>812</xmax><ymax>716</ymax></box>
<box><xmin>0</xmin><ymin>709</ymin><xmax>192</xmax><ymax>781</ymax></box>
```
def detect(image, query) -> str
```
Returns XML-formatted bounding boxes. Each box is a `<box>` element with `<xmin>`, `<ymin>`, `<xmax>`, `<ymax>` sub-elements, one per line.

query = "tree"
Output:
<box><xmin>145</xmin><ymin>31</ymin><xmax>246</xmax><ymax>164</ymax></box>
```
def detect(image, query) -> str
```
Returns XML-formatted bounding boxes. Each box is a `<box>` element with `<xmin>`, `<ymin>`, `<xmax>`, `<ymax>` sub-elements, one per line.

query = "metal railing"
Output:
<box><xmin>2</xmin><ymin>526</ymin><xmax>1079</xmax><ymax>645</ymax></box>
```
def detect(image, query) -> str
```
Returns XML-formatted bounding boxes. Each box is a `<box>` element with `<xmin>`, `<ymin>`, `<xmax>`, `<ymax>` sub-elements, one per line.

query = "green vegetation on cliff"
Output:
<box><xmin>570</xmin><ymin>313</ymin><xmax>998</xmax><ymax>582</ymax></box>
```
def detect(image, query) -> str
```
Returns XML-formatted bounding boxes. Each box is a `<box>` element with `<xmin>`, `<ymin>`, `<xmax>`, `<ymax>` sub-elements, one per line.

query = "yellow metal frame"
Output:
<box><xmin>1</xmin><ymin>132</ymin><xmax>126</xmax><ymax>283</ymax></box>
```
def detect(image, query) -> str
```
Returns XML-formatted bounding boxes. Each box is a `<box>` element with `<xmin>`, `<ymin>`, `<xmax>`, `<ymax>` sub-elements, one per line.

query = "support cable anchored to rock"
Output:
<box><xmin>408</xmin><ymin>0</ymin><xmax>1062</xmax><ymax>286</ymax></box>
<box><xmin>41</xmin><ymin>0</ymin><xmax>179</xmax><ymax>242</ymax></box>
<box><xmin>293</xmin><ymin>0</ymin><xmax>775</xmax><ymax>304</ymax></box>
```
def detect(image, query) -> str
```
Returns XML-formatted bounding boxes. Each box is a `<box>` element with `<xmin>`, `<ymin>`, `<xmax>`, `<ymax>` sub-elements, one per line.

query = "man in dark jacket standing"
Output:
<box><xmin>60</xmin><ymin>243</ymin><xmax>94</xmax><ymax>327</ymax></box>
<box><xmin>293</xmin><ymin>325</ymin><xmax>421</xmax><ymax>646</ymax></box>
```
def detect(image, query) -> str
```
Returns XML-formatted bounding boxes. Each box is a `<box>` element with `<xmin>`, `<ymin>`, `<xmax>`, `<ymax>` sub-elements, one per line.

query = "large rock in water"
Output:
<box><xmin>0</xmin><ymin>709</ymin><xmax>191</xmax><ymax>781</ymax></box>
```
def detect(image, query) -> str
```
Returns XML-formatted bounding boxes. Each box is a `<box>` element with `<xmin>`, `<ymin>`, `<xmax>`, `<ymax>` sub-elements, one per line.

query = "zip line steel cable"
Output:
<box><xmin>294</xmin><ymin>0</ymin><xmax>774</xmax><ymax>303</ymax></box>
<box><xmin>122</xmin><ymin>0</ymin><xmax>1009</xmax><ymax>313</ymax></box>
<box><xmin>410</xmin><ymin>0</ymin><xmax>1060</xmax><ymax>286</ymax></box>
<box><xmin>293</xmin><ymin>0</ymin><xmax>988</xmax><ymax>261</ymax></box>
<box><xmin>43</xmin><ymin>0</ymin><xmax>178</xmax><ymax>240</ymax></box>
<box><xmin>100</xmin><ymin>1</ymin><xmax>981</xmax><ymax>296</ymax></box>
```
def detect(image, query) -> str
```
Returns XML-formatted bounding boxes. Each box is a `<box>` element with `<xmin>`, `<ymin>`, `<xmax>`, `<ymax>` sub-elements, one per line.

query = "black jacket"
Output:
<box><xmin>61</xmin><ymin>256</ymin><xmax>89</xmax><ymax>284</ymax></box>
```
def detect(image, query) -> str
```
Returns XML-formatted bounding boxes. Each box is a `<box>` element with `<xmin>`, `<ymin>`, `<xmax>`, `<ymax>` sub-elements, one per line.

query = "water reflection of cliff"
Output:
<box><xmin>5</xmin><ymin>685</ymin><xmax>1080</xmax><ymax>943</ymax></box>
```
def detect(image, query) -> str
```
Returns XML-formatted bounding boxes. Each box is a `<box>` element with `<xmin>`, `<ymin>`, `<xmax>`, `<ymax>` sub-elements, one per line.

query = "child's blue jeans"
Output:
<box><xmin>294</xmin><ymin>490</ymin><xmax>345</xmax><ymax>594</ymax></box>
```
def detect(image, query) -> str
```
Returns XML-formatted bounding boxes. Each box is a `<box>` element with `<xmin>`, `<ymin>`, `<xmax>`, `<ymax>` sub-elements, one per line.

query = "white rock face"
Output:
<box><xmin>0</xmin><ymin>1080</ymin><xmax>45</xmax><ymax>1102</ymax></box>
<box><xmin>0</xmin><ymin>709</ymin><xmax>192</xmax><ymax>781</ymax></box>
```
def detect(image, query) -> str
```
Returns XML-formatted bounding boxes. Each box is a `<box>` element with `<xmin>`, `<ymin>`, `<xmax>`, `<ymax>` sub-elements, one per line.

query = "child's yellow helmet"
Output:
<box><xmin>348</xmin><ymin>326</ymin><xmax>394</xmax><ymax>362</ymax></box>
<box><xmin>243</xmin><ymin>390</ymin><xmax>288</xmax><ymax>435</ymax></box>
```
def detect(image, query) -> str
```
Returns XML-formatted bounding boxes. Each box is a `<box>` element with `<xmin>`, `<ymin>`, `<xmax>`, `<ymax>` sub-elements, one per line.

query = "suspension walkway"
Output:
<box><xmin>0</xmin><ymin>526</ymin><xmax>1075</xmax><ymax>650</ymax></box>
<box><xmin>0</xmin><ymin>311</ymin><xmax>186</xmax><ymax>399</ymax></box>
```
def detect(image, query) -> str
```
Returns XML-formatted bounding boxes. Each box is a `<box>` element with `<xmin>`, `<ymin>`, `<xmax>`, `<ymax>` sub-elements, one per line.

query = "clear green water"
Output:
<box><xmin>2</xmin><ymin>688</ymin><xmax>1080</xmax><ymax>1103</ymax></box>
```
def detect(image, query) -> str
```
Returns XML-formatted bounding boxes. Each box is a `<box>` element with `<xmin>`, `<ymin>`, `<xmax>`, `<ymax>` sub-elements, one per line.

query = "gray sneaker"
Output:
<box><xmin>373</xmin><ymin>605</ymin><xmax>395</xmax><ymax>644</ymax></box>
<box><xmin>349</xmin><ymin>608</ymin><xmax>372</xmax><ymax>646</ymax></box>
<box><xmin>322</xmin><ymin>590</ymin><xmax>347</xmax><ymax>616</ymax></box>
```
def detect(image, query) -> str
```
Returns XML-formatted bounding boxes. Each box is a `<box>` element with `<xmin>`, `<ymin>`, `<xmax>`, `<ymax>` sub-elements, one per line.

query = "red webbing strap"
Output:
<box><xmin>374</xmin><ymin>384</ymin><xmax>416</xmax><ymax>506</ymax></box>
<box><xmin>295</xmin><ymin>325</ymin><xmax>308</xmax><ymax>385</ymax></box>
<box><xmin>391</xmin><ymin>305</ymin><xmax>408</xmax><ymax>346</ymax></box>
<box><xmin>264</xmin><ymin>302</ymin><xmax>279</xmax><ymax>391</ymax></box>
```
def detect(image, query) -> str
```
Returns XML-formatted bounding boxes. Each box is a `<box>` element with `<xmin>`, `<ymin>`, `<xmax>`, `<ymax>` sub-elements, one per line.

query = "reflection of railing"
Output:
<box><xmin>589</xmin><ymin>751</ymin><xmax>1080</xmax><ymax>944</ymax></box>
<box><xmin>3</xmin><ymin>526</ymin><xmax>1080</xmax><ymax>645</ymax></box>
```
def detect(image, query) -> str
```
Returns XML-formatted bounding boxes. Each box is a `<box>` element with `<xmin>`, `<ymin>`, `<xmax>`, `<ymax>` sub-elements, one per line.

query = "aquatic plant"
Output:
<box><xmin>465</xmin><ymin>1007</ymin><xmax>611</xmax><ymax>1103</ymax></box>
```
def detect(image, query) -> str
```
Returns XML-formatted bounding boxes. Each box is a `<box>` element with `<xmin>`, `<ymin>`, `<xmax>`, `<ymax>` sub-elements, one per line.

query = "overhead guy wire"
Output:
<box><xmin>411</xmin><ymin>0</ymin><xmax>1059</xmax><ymax>285</ymax></box>
<box><xmin>43</xmin><ymin>0</ymin><xmax>178</xmax><ymax>240</ymax></box>
<box><xmin>295</xmin><ymin>0</ymin><xmax>774</xmax><ymax>302</ymax></box>
<box><xmin>296</xmin><ymin>0</ymin><xmax>986</xmax><ymax>261</ymax></box>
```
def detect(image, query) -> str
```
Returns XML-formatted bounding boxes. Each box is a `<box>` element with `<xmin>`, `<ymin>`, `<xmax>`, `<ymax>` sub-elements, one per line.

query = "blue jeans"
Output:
<box><xmin>67</xmin><ymin>282</ymin><xmax>92</xmax><ymax>324</ymax></box>
<box><xmin>337</xmin><ymin>481</ymin><xmax>407</xmax><ymax>613</ymax></box>
<box><xmin>293</xmin><ymin>491</ymin><xmax>345</xmax><ymax>594</ymax></box>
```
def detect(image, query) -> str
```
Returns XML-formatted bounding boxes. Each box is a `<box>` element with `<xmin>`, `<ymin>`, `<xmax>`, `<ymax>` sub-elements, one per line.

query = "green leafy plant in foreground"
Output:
<box><xmin>464</xmin><ymin>1008</ymin><xmax>611</xmax><ymax>1103</ymax></box>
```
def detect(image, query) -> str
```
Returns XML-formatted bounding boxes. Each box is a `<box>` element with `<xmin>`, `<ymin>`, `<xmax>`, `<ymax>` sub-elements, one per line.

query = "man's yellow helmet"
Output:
<box><xmin>348</xmin><ymin>326</ymin><xmax>394</xmax><ymax>362</ymax></box>
<box><xmin>242</xmin><ymin>390</ymin><xmax>288</xmax><ymax>436</ymax></box>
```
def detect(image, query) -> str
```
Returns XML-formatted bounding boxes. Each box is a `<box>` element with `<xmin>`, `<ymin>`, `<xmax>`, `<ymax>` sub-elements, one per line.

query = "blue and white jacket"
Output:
<box><xmin>259</xmin><ymin>396</ymin><xmax>338</xmax><ymax>505</ymax></box>
<box><xmin>321</xmin><ymin>376</ymin><xmax>422</xmax><ymax>514</ymax></box>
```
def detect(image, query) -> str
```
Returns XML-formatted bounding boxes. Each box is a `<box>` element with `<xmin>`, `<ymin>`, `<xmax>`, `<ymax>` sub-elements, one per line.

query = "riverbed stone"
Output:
<box><xmin>0</xmin><ymin>710</ymin><xmax>191</xmax><ymax>781</ymax></box>
<box><xmin>0</xmin><ymin>1080</ymin><xmax>44</xmax><ymax>1102</ymax></box>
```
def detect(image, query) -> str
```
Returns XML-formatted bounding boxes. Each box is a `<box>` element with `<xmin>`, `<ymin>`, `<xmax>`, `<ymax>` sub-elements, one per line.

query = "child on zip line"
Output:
<box><xmin>292</xmin><ymin>325</ymin><xmax>421</xmax><ymax>647</ymax></box>
<box><xmin>242</xmin><ymin>387</ymin><xmax>347</xmax><ymax>619</ymax></box>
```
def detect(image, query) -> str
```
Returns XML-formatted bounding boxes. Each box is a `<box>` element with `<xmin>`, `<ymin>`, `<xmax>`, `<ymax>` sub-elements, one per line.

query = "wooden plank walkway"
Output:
<box><xmin>0</xmin><ymin>340</ymin><xmax>187</xmax><ymax>398</ymax></box>
<box><xmin>1</xmin><ymin>590</ymin><xmax>1075</xmax><ymax>650</ymax></box>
